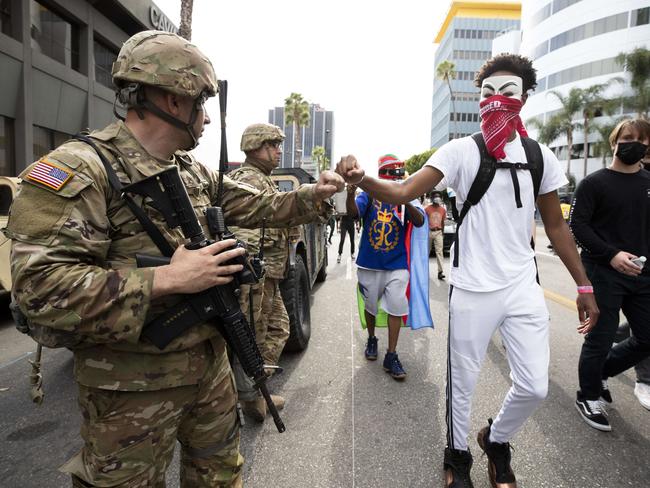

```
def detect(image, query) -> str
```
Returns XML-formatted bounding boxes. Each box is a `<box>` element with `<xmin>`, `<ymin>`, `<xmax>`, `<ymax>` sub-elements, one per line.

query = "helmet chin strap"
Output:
<box><xmin>264</xmin><ymin>145</ymin><xmax>276</xmax><ymax>166</ymax></box>
<box><xmin>139</xmin><ymin>96</ymin><xmax>203</xmax><ymax>150</ymax></box>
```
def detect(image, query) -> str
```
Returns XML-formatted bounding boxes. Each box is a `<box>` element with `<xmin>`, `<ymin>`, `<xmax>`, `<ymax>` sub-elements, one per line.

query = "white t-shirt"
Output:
<box><xmin>425</xmin><ymin>134</ymin><xmax>567</xmax><ymax>292</ymax></box>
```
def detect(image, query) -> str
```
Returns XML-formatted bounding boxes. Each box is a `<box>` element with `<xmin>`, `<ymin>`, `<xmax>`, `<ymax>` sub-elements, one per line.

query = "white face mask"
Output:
<box><xmin>480</xmin><ymin>75</ymin><xmax>523</xmax><ymax>101</ymax></box>
<box><xmin>433</xmin><ymin>197</ymin><xmax>443</xmax><ymax>205</ymax></box>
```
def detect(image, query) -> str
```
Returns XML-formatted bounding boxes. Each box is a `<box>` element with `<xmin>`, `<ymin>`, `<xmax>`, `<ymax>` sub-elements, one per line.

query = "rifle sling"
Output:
<box><xmin>73</xmin><ymin>134</ymin><xmax>175</xmax><ymax>257</ymax></box>
<box><xmin>75</xmin><ymin>134</ymin><xmax>216</xmax><ymax>348</ymax></box>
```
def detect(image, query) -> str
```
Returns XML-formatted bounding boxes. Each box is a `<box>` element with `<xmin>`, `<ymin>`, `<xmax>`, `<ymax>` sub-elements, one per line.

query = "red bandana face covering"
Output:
<box><xmin>479</xmin><ymin>95</ymin><xmax>528</xmax><ymax>160</ymax></box>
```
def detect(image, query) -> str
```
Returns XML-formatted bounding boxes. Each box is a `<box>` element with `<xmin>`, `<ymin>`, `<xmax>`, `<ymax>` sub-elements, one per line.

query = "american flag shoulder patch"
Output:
<box><xmin>25</xmin><ymin>159</ymin><xmax>73</xmax><ymax>191</ymax></box>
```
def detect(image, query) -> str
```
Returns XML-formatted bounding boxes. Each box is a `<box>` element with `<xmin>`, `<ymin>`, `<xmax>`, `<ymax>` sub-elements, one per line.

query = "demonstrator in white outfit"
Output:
<box><xmin>335</xmin><ymin>54</ymin><xmax>599</xmax><ymax>488</ymax></box>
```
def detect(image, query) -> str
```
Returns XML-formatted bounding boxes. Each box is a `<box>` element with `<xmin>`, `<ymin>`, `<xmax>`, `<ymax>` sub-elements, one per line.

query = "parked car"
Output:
<box><xmin>270</xmin><ymin>168</ymin><xmax>328</xmax><ymax>351</ymax></box>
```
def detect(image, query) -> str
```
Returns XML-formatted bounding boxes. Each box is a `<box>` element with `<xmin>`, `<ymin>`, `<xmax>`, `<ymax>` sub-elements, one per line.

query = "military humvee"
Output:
<box><xmin>270</xmin><ymin>168</ymin><xmax>328</xmax><ymax>352</ymax></box>
<box><xmin>0</xmin><ymin>177</ymin><xmax>19</xmax><ymax>294</ymax></box>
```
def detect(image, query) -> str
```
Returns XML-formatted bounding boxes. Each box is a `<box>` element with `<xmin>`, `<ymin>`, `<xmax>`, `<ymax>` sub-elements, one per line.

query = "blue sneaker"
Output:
<box><xmin>383</xmin><ymin>351</ymin><xmax>406</xmax><ymax>380</ymax></box>
<box><xmin>364</xmin><ymin>336</ymin><xmax>378</xmax><ymax>360</ymax></box>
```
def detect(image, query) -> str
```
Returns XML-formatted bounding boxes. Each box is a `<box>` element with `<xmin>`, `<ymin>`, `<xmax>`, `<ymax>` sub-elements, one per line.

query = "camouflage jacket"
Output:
<box><xmin>5</xmin><ymin>121</ymin><xmax>329</xmax><ymax>391</ymax></box>
<box><xmin>229</xmin><ymin>158</ymin><xmax>289</xmax><ymax>279</ymax></box>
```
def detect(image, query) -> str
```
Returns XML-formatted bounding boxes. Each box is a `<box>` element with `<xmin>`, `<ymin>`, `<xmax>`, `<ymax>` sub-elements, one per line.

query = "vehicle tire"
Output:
<box><xmin>280</xmin><ymin>254</ymin><xmax>311</xmax><ymax>352</ymax></box>
<box><xmin>315</xmin><ymin>251</ymin><xmax>328</xmax><ymax>283</ymax></box>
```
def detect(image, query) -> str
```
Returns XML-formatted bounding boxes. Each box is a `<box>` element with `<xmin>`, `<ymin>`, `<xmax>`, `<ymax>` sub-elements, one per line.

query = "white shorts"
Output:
<box><xmin>357</xmin><ymin>268</ymin><xmax>409</xmax><ymax>317</ymax></box>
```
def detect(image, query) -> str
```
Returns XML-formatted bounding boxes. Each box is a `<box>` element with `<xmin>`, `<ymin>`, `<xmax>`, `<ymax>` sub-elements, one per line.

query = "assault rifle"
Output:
<box><xmin>126</xmin><ymin>166</ymin><xmax>285</xmax><ymax>433</ymax></box>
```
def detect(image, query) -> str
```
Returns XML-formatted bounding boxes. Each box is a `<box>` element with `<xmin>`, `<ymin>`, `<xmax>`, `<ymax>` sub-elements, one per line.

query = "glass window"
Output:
<box><xmin>531</xmin><ymin>3</ymin><xmax>552</xmax><ymax>26</ymax></box>
<box><xmin>30</xmin><ymin>0</ymin><xmax>80</xmax><ymax>71</ymax></box>
<box><xmin>552</xmin><ymin>0</ymin><xmax>581</xmax><ymax>15</ymax></box>
<box><xmin>633</xmin><ymin>7</ymin><xmax>650</xmax><ymax>27</ymax></box>
<box><xmin>94</xmin><ymin>38</ymin><xmax>118</xmax><ymax>89</ymax></box>
<box><xmin>1</xmin><ymin>0</ymin><xmax>12</xmax><ymax>38</ymax></box>
<box><xmin>33</xmin><ymin>125</ymin><xmax>51</xmax><ymax>160</ymax></box>
<box><xmin>0</xmin><ymin>116</ymin><xmax>15</xmax><ymax>176</ymax></box>
<box><xmin>33</xmin><ymin>125</ymin><xmax>70</xmax><ymax>160</ymax></box>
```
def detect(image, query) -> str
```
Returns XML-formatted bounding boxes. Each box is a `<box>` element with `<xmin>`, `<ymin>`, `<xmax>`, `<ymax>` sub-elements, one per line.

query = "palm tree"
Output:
<box><xmin>436</xmin><ymin>60</ymin><xmax>459</xmax><ymax>138</ymax></box>
<box><xmin>577</xmin><ymin>83</ymin><xmax>618</xmax><ymax>178</ymax></box>
<box><xmin>312</xmin><ymin>145</ymin><xmax>329</xmax><ymax>173</ymax></box>
<box><xmin>284</xmin><ymin>93</ymin><xmax>311</xmax><ymax>167</ymax></box>
<box><xmin>541</xmin><ymin>88</ymin><xmax>583</xmax><ymax>177</ymax></box>
<box><xmin>591</xmin><ymin>118</ymin><xmax>623</xmax><ymax>168</ymax></box>
<box><xmin>616</xmin><ymin>47</ymin><xmax>650</xmax><ymax>118</ymax></box>
<box><xmin>179</xmin><ymin>0</ymin><xmax>194</xmax><ymax>41</ymax></box>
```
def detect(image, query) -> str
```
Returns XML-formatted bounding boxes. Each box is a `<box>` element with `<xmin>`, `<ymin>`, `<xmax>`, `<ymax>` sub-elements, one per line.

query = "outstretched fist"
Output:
<box><xmin>336</xmin><ymin>155</ymin><xmax>365</xmax><ymax>184</ymax></box>
<box><xmin>314</xmin><ymin>170</ymin><xmax>345</xmax><ymax>200</ymax></box>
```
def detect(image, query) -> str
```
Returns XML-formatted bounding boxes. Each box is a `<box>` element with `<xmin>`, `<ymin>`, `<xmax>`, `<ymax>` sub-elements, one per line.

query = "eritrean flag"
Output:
<box><xmin>357</xmin><ymin>203</ymin><xmax>434</xmax><ymax>330</ymax></box>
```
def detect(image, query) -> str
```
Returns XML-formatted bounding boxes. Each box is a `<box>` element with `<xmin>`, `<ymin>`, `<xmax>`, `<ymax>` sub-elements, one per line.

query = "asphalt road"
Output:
<box><xmin>1</xmin><ymin>227</ymin><xmax>649</xmax><ymax>487</ymax></box>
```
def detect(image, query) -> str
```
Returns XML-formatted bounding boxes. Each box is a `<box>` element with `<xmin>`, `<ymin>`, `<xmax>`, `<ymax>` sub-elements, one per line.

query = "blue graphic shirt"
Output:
<box><xmin>356</xmin><ymin>191</ymin><xmax>418</xmax><ymax>270</ymax></box>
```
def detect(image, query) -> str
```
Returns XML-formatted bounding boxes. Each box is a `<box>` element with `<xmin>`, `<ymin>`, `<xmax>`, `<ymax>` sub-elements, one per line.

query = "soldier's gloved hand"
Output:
<box><xmin>336</xmin><ymin>155</ymin><xmax>365</xmax><ymax>185</ymax></box>
<box><xmin>152</xmin><ymin>239</ymin><xmax>246</xmax><ymax>298</ymax></box>
<box><xmin>314</xmin><ymin>170</ymin><xmax>345</xmax><ymax>200</ymax></box>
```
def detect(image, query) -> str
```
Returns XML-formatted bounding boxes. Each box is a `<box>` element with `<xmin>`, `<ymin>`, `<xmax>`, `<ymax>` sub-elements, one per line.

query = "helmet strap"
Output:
<box><xmin>139</xmin><ymin>96</ymin><xmax>202</xmax><ymax>150</ymax></box>
<box><xmin>264</xmin><ymin>144</ymin><xmax>275</xmax><ymax>165</ymax></box>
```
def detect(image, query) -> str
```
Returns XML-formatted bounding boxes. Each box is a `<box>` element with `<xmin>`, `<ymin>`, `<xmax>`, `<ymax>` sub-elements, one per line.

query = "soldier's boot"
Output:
<box><xmin>270</xmin><ymin>394</ymin><xmax>286</xmax><ymax>412</ymax></box>
<box><xmin>241</xmin><ymin>394</ymin><xmax>286</xmax><ymax>422</ymax></box>
<box><xmin>241</xmin><ymin>396</ymin><xmax>266</xmax><ymax>422</ymax></box>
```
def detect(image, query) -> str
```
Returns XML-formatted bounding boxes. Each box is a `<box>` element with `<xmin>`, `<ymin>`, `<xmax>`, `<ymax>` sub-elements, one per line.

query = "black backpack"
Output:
<box><xmin>452</xmin><ymin>132</ymin><xmax>545</xmax><ymax>267</ymax></box>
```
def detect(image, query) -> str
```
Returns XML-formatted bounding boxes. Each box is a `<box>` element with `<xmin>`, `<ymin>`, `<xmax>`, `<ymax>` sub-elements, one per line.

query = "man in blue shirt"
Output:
<box><xmin>346</xmin><ymin>154</ymin><xmax>424</xmax><ymax>379</ymax></box>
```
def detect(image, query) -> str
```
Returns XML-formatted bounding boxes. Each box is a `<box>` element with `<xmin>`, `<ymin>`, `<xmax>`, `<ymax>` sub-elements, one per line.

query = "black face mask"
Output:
<box><xmin>616</xmin><ymin>141</ymin><xmax>649</xmax><ymax>165</ymax></box>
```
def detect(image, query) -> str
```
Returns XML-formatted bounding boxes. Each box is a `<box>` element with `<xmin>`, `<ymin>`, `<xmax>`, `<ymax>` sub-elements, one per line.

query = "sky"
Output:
<box><xmin>153</xmin><ymin>0</ymin><xmax>449</xmax><ymax>175</ymax></box>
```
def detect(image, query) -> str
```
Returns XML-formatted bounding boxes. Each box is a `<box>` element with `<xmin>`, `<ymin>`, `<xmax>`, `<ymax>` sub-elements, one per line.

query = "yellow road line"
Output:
<box><xmin>543</xmin><ymin>289</ymin><xmax>577</xmax><ymax>311</ymax></box>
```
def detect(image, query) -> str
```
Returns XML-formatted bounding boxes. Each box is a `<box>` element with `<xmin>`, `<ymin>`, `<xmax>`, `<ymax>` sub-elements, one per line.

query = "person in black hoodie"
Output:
<box><xmin>571</xmin><ymin>118</ymin><xmax>650</xmax><ymax>432</ymax></box>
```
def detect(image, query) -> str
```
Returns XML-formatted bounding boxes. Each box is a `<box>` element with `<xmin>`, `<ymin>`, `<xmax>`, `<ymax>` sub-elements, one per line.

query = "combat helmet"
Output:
<box><xmin>111</xmin><ymin>30</ymin><xmax>217</xmax><ymax>149</ymax></box>
<box><xmin>112</xmin><ymin>30</ymin><xmax>217</xmax><ymax>99</ymax></box>
<box><xmin>240</xmin><ymin>123</ymin><xmax>286</xmax><ymax>152</ymax></box>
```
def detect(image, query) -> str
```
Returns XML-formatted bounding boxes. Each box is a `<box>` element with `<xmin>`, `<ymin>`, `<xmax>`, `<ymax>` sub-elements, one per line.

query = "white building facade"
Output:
<box><xmin>520</xmin><ymin>0</ymin><xmax>650</xmax><ymax>183</ymax></box>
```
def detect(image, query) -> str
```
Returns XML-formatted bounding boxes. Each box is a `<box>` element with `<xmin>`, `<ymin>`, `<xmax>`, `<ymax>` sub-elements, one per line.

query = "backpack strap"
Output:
<box><xmin>520</xmin><ymin>136</ymin><xmax>545</xmax><ymax>283</ymax></box>
<box><xmin>520</xmin><ymin>136</ymin><xmax>545</xmax><ymax>200</ymax></box>
<box><xmin>73</xmin><ymin>134</ymin><xmax>175</xmax><ymax>257</ymax></box>
<box><xmin>453</xmin><ymin>133</ymin><xmax>498</xmax><ymax>267</ymax></box>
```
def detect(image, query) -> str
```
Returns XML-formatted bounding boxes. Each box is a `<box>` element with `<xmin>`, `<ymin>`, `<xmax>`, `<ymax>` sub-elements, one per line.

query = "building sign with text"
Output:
<box><xmin>149</xmin><ymin>5</ymin><xmax>177</xmax><ymax>33</ymax></box>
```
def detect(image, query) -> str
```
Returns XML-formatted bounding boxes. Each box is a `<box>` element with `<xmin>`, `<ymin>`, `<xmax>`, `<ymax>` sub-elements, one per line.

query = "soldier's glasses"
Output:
<box><xmin>266</xmin><ymin>141</ymin><xmax>283</xmax><ymax>149</ymax></box>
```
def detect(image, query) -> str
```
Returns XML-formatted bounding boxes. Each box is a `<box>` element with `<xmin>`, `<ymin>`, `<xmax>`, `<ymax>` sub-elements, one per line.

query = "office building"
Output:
<box><xmin>431</xmin><ymin>1</ymin><xmax>521</xmax><ymax>149</ymax></box>
<box><xmin>268</xmin><ymin>103</ymin><xmax>334</xmax><ymax>177</ymax></box>
<box><xmin>520</xmin><ymin>0</ymin><xmax>650</xmax><ymax>181</ymax></box>
<box><xmin>0</xmin><ymin>0</ymin><xmax>177</xmax><ymax>177</ymax></box>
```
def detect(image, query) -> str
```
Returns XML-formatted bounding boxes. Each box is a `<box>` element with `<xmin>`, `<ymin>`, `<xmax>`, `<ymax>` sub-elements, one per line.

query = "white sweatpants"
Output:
<box><xmin>446</xmin><ymin>271</ymin><xmax>550</xmax><ymax>451</ymax></box>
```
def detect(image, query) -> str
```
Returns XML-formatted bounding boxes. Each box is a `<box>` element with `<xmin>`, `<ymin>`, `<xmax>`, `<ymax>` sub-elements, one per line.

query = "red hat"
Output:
<box><xmin>378</xmin><ymin>154</ymin><xmax>405</xmax><ymax>180</ymax></box>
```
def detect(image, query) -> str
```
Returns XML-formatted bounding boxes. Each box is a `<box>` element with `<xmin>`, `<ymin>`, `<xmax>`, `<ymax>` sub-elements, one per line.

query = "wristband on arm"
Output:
<box><xmin>577</xmin><ymin>286</ymin><xmax>594</xmax><ymax>294</ymax></box>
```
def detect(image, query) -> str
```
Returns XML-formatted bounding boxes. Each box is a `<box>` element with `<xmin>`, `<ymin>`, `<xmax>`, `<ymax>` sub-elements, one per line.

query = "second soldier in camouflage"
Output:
<box><xmin>230</xmin><ymin>123</ymin><xmax>294</xmax><ymax>421</ymax></box>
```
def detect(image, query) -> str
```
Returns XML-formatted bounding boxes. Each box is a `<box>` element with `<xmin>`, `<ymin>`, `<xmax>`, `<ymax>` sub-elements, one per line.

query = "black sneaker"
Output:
<box><xmin>476</xmin><ymin>418</ymin><xmax>516</xmax><ymax>487</ymax></box>
<box><xmin>382</xmin><ymin>351</ymin><xmax>406</xmax><ymax>380</ymax></box>
<box><xmin>438</xmin><ymin>271</ymin><xmax>446</xmax><ymax>280</ymax></box>
<box><xmin>575</xmin><ymin>393</ymin><xmax>611</xmax><ymax>432</ymax></box>
<box><xmin>364</xmin><ymin>336</ymin><xmax>378</xmax><ymax>360</ymax></box>
<box><xmin>443</xmin><ymin>447</ymin><xmax>474</xmax><ymax>488</ymax></box>
<box><xmin>600</xmin><ymin>379</ymin><xmax>613</xmax><ymax>405</ymax></box>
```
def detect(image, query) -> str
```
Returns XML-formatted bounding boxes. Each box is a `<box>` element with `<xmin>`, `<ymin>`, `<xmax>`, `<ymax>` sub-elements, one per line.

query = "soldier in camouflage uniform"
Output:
<box><xmin>229</xmin><ymin>124</ymin><xmax>293</xmax><ymax>421</ymax></box>
<box><xmin>5</xmin><ymin>31</ymin><xmax>342</xmax><ymax>487</ymax></box>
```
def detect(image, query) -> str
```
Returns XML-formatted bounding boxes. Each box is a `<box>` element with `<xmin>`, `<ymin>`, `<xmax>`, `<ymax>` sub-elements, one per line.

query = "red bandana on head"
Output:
<box><xmin>479</xmin><ymin>95</ymin><xmax>528</xmax><ymax>160</ymax></box>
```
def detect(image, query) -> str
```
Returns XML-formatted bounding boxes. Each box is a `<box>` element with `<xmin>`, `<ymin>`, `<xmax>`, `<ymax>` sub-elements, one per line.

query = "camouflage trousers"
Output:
<box><xmin>62</xmin><ymin>345</ymin><xmax>243</xmax><ymax>487</ymax></box>
<box><xmin>238</xmin><ymin>278</ymin><xmax>289</xmax><ymax>367</ymax></box>
<box><xmin>260</xmin><ymin>277</ymin><xmax>290</xmax><ymax>367</ymax></box>
<box><xmin>235</xmin><ymin>277</ymin><xmax>290</xmax><ymax>400</ymax></box>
